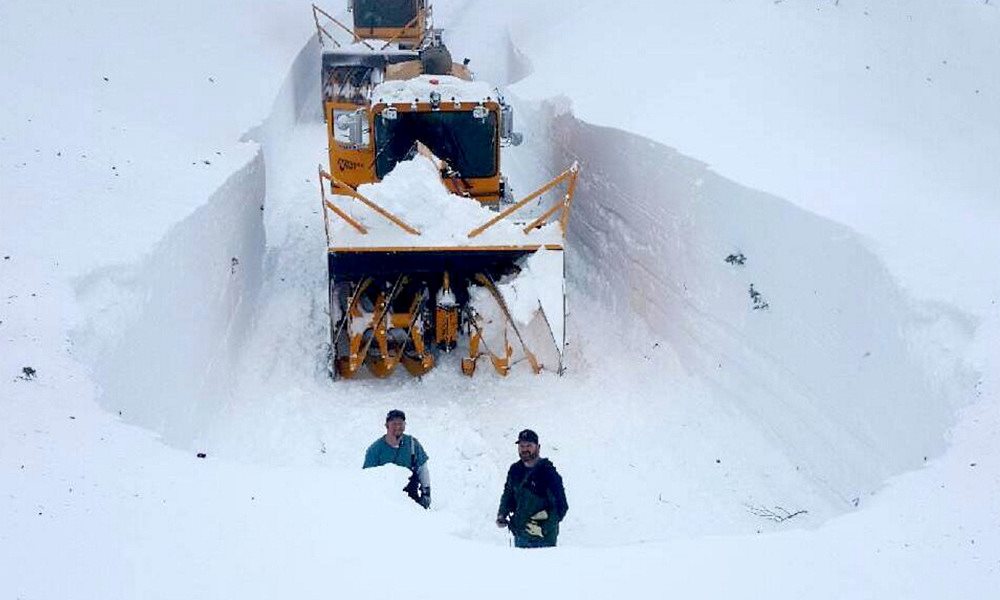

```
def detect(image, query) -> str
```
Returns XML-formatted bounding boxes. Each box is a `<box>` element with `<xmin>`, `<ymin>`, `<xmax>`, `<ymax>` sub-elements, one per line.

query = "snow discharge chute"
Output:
<box><xmin>312</xmin><ymin>3</ymin><xmax>578</xmax><ymax>378</ymax></box>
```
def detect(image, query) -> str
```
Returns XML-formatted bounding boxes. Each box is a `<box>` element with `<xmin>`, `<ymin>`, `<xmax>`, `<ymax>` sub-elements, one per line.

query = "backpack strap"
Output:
<box><xmin>410</xmin><ymin>436</ymin><xmax>417</xmax><ymax>470</ymax></box>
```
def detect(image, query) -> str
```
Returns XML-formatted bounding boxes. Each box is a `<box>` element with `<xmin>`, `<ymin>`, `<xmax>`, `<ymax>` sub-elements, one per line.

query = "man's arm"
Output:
<box><xmin>416</xmin><ymin>462</ymin><xmax>430</xmax><ymax>488</ymax></box>
<box><xmin>413</xmin><ymin>437</ymin><xmax>429</xmax><ymax>468</ymax></box>
<box><xmin>407</xmin><ymin>437</ymin><xmax>430</xmax><ymax>487</ymax></box>
<box><xmin>550</xmin><ymin>469</ymin><xmax>568</xmax><ymax>521</ymax></box>
<box><xmin>497</xmin><ymin>467</ymin><xmax>516</xmax><ymax>518</ymax></box>
<box><xmin>409</xmin><ymin>437</ymin><xmax>432</xmax><ymax>508</ymax></box>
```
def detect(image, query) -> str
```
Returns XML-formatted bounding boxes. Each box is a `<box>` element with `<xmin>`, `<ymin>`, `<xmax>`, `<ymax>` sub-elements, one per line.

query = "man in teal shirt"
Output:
<box><xmin>363</xmin><ymin>409</ymin><xmax>431</xmax><ymax>508</ymax></box>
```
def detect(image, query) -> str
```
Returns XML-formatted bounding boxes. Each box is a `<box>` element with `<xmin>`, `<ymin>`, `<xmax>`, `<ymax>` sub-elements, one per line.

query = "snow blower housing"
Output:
<box><xmin>313</xmin><ymin>4</ymin><xmax>579</xmax><ymax>379</ymax></box>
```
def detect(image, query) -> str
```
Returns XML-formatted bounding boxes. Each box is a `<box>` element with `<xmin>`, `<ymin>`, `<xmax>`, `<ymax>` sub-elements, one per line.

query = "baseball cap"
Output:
<box><xmin>386</xmin><ymin>409</ymin><xmax>406</xmax><ymax>422</ymax></box>
<box><xmin>515</xmin><ymin>429</ymin><xmax>539</xmax><ymax>444</ymax></box>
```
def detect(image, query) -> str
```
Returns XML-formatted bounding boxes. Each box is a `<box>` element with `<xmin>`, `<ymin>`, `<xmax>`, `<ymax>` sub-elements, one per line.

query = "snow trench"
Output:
<box><xmin>71</xmin><ymin>31</ymin><xmax>976</xmax><ymax>544</ymax></box>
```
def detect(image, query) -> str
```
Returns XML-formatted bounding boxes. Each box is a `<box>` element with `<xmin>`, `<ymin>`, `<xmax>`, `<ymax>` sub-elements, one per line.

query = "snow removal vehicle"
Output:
<box><xmin>312</xmin><ymin>3</ymin><xmax>579</xmax><ymax>379</ymax></box>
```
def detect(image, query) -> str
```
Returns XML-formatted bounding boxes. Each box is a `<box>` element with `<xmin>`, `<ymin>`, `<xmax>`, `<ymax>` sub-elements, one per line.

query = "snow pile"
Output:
<box><xmin>460</xmin><ymin>249</ymin><xmax>565</xmax><ymax>372</ymax></box>
<box><xmin>372</xmin><ymin>74</ymin><xmax>498</xmax><ymax>105</ymax></box>
<box><xmin>329</xmin><ymin>39</ymin><xmax>416</xmax><ymax>56</ymax></box>
<box><xmin>498</xmin><ymin>249</ymin><xmax>562</xmax><ymax>327</ymax></box>
<box><xmin>330</xmin><ymin>154</ymin><xmax>561</xmax><ymax>247</ymax></box>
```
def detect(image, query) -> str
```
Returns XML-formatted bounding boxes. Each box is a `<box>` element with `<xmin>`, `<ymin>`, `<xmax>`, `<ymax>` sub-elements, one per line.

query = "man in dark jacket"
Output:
<box><xmin>495</xmin><ymin>429</ymin><xmax>568</xmax><ymax>548</ymax></box>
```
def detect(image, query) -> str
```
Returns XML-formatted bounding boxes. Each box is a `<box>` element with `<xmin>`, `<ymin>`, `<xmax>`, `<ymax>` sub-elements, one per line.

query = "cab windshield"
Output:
<box><xmin>353</xmin><ymin>0</ymin><xmax>420</xmax><ymax>28</ymax></box>
<box><xmin>374</xmin><ymin>110</ymin><xmax>497</xmax><ymax>179</ymax></box>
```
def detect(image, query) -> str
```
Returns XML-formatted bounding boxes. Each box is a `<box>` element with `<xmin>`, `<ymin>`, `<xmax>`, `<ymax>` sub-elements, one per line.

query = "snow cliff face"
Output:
<box><xmin>2</xmin><ymin>1</ymin><xmax>997</xmax><ymax>598</ymax></box>
<box><xmin>501</xmin><ymin>0</ymin><xmax>1000</xmax><ymax>313</ymax></box>
<box><xmin>549</xmin><ymin>109</ymin><xmax>975</xmax><ymax>501</ymax></box>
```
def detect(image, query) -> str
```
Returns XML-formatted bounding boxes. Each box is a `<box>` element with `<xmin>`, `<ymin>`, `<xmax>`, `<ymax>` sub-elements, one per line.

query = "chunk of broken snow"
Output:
<box><xmin>371</xmin><ymin>75</ymin><xmax>497</xmax><ymax>106</ymax></box>
<box><xmin>325</xmin><ymin>155</ymin><xmax>562</xmax><ymax>248</ymax></box>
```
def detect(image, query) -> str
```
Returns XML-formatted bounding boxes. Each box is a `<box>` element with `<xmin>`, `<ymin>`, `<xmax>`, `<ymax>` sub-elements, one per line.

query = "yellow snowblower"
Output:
<box><xmin>312</xmin><ymin>2</ymin><xmax>579</xmax><ymax>378</ymax></box>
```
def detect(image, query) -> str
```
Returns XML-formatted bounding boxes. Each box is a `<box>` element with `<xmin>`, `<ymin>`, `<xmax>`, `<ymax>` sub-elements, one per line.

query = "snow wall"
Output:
<box><xmin>546</xmin><ymin>104</ymin><xmax>976</xmax><ymax>503</ymax></box>
<box><xmin>75</xmin><ymin>155</ymin><xmax>266</xmax><ymax>446</ymax></box>
<box><xmin>74</xmin><ymin>38</ymin><xmax>322</xmax><ymax>446</ymax></box>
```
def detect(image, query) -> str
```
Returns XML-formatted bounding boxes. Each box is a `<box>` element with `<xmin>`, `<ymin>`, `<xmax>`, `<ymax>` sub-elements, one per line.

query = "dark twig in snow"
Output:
<box><xmin>745</xmin><ymin>504</ymin><xmax>808</xmax><ymax>522</ymax></box>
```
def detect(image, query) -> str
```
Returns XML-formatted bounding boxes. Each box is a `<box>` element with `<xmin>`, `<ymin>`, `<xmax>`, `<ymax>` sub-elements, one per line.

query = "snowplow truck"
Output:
<box><xmin>313</xmin><ymin>4</ymin><xmax>579</xmax><ymax>379</ymax></box>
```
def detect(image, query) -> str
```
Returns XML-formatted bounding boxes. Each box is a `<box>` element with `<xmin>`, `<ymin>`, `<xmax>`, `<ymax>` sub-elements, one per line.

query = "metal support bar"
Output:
<box><xmin>319</xmin><ymin>169</ymin><xmax>421</xmax><ymax>236</ymax></box>
<box><xmin>311</xmin><ymin>5</ymin><xmax>341</xmax><ymax>48</ymax></box>
<box><xmin>318</xmin><ymin>165</ymin><xmax>368</xmax><ymax>234</ymax></box>
<box><xmin>558</xmin><ymin>161</ymin><xmax>580</xmax><ymax>234</ymax></box>
<box><xmin>378</xmin><ymin>11</ymin><xmax>425</xmax><ymax>50</ymax></box>
<box><xmin>312</xmin><ymin>3</ymin><xmax>373</xmax><ymax>49</ymax></box>
<box><xmin>325</xmin><ymin>200</ymin><xmax>368</xmax><ymax>234</ymax></box>
<box><xmin>467</xmin><ymin>162</ymin><xmax>579</xmax><ymax>239</ymax></box>
<box><xmin>521</xmin><ymin>202</ymin><xmax>562</xmax><ymax>234</ymax></box>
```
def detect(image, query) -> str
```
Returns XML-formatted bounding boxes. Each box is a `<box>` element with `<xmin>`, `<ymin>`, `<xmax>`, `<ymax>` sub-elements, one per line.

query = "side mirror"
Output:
<box><xmin>335</xmin><ymin>112</ymin><xmax>354</xmax><ymax>131</ymax></box>
<box><xmin>500</xmin><ymin>104</ymin><xmax>523</xmax><ymax>146</ymax></box>
<box><xmin>348</xmin><ymin>109</ymin><xmax>366</xmax><ymax>146</ymax></box>
<box><xmin>334</xmin><ymin>109</ymin><xmax>368</xmax><ymax>148</ymax></box>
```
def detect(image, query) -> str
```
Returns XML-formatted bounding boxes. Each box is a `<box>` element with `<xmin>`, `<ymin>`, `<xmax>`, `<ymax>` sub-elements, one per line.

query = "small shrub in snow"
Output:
<box><xmin>724</xmin><ymin>252</ymin><xmax>747</xmax><ymax>266</ymax></box>
<box><xmin>749</xmin><ymin>284</ymin><xmax>769</xmax><ymax>311</ymax></box>
<box><xmin>745</xmin><ymin>504</ymin><xmax>807</xmax><ymax>522</ymax></box>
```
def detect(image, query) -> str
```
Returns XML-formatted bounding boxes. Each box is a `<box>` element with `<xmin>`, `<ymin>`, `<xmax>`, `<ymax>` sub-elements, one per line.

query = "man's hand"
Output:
<box><xmin>524</xmin><ymin>521</ymin><xmax>543</xmax><ymax>538</ymax></box>
<box><xmin>419</xmin><ymin>487</ymin><xmax>431</xmax><ymax>509</ymax></box>
<box><xmin>496</xmin><ymin>515</ymin><xmax>509</xmax><ymax>528</ymax></box>
<box><xmin>530</xmin><ymin>510</ymin><xmax>548</xmax><ymax>521</ymax></box>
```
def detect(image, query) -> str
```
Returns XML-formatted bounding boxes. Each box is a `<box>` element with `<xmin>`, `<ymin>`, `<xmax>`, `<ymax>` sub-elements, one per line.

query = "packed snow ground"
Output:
<box><xmin>2</xmin><ymin>1</ymin><xmax>998</xmax><ymax>598</ymax></box>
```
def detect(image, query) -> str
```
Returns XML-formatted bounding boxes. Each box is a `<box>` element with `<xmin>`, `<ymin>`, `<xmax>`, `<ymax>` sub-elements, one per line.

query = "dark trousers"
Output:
<box><xmin>513</xmin><ymin>533</ymin><xmax>556</xmax><ymax>549</ymax></box>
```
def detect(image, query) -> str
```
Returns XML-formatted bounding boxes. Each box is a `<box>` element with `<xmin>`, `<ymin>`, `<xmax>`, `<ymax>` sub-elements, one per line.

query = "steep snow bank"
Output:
<box><xmin>547</xmin><ymin>107</ymin><xmax>975</xmax><ymax>502</ymax></box>
<box><xmin>0</xmin><ymin>0</ymin><xmax>311</xmax><ymax>274</ymax></box>
<box><xmin>502</xmin><ymin>0</ymin><xmax>1000</xmax><ymax>313</ymax></box>
<box><xmin>71</xmin><ymin>33</ymin><xmax>324</xmax><ymax>447</ymax></box>
<box><xmin>74</xmin><ymin>154</ymin><xmax>266</xmax><ymax>446</ymax></box>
